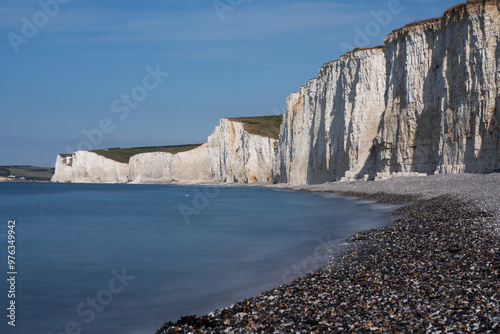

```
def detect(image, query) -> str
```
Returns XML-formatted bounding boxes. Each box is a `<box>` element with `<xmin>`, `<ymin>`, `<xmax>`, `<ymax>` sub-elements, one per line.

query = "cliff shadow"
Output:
<box><xmin>414</xmin><ymin>31</ymin><xmax>449</xmax><ymax>174</ymax></box>
<box><xmin>306</xmin><ymin>81</ymin><xmax>330</xmax><ymax>184</ymax></box>
<box><xmin>479</xmin><ymin>94</ymin><xmax>500</xmax><ymax>172</ymax></box>
<box><xmin>357</xmin><ymin>118</ymin><xmax>386</xmax><ymax>180</ymax></box>
<box><xmin>316</xmin><ymin>59</ymin><xmax>363</xmax><ymax>181</ymax></box>
<box><xmin>342</xmin><ymin>61</ymin><xmax>362</xmax><ymax>179</ymax></box>
<box><xmin>478</xmin><ymin>39</ymin><xmax>500</xmax><ymax>173</ymax></box>
<box><xmin>365</xmin><ymin>43</ymin><xmax>406</xmax><ymax>177</ymax></box>
<box><xmin>417</xmin><ymin>10</ymin><xmax>500</xmax><ymax>175</ymax></box>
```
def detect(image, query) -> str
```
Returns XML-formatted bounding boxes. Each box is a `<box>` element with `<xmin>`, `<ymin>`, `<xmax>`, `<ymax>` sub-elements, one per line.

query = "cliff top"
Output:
<box><xmin>446</xmin><ymin>0</ymin><xmax>499</xmax><ymax>14</ymax></box>
<box><xmin>227</xmin><ymin>115</ymin><xmax>283</xmax><ymax>140</ymax></box>
<box><xmin>90</xmin><ymin>144</ymin><xmax>203</xmax><ymax>163</ymax></box>
<box><xmin>344</xmin><ymin>45</ymin><xmax>385</xmax><ymax>56</ymax></box>
<box><xmin>387</xmin><ymin>0</ymin><xmax>499</xmax><ymax>39</ymax></box>
<box><xmin>321</xmin><ymin>46</ymin><xmax>385</xmax><ymax>68</ymax></box>
<box><xmin>297</xmin><ymin>46</ymin><xmax>384</xmax><ymax>87</ymax></box>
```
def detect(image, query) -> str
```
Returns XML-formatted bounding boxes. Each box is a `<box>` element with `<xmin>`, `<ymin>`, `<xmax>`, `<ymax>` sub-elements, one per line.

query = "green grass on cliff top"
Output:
<box><xmin>89</xmin><ymin>115</ymin><xmax>282</xmax><ymax>163</ymax></box>
<box><xmin>90</xmin><ymin>144</ymin><xmax>203</xmax><ymax>164</ymax></box>
<box><xmin>227</xmin><ymin>115</ymin><xmax>283</xmax><ymax>139</ymax></box>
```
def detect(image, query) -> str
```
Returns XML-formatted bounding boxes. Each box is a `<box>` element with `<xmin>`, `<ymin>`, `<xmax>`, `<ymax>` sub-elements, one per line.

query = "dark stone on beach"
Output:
<box><xmin>156</xmin><ymin>315</ymin><xmax>217</xmax><ymax>333</ymax></box>
<box><xmin>156</xmin><ymin>194</ymin><xmax>500</xmax><ymax>334</ymax></box>
<box><xmin>177</xmin><ymin>315</ymin><xmax>216</xmax><ymax>328</ymax></box>
<box><xmin>350</xmin><ymin>234</ymin><xmax>369</xmax><ymax>242</ymax></box>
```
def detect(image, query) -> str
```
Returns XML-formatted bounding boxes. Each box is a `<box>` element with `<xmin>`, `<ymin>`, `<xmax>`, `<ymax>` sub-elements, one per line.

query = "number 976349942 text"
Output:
<box><xmin>7</xmin><ymin>219</ymin><xmax>17</xmax><ymax>327</ymax></box>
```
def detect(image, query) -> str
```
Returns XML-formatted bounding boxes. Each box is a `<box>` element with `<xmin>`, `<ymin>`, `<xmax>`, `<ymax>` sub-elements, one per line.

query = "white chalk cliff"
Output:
<box><xmin>207</xmin><ymin>119</ymin><xmax>277</xmax><ymax>183</ymax></box>
<box><xmin>276</xmin><ymin>0</ymin><xmax>500</xmax><ymax>184</ymax></box>
<box><xmin>275</xmin><ymin>47</ymin><xmax>387</xmax><ymax>185</ymax></box>
<box><xmin>52</xmin><ymin>119</ymin><xmax>278</xmax><ymax>184</ymax></box>
<box><xmin>375</xmin><ymin>0</ymin><xmax>500</xmax><ymax>177</ymax></box>
<box><xmin>129</xmin><ymin>145</ymin><xmax>213</xmax><ymax>184</ymax></box>
<box><xmin>51</xmin><ymin>151</ymin><xmax>129</xmax><ymax>183</ymax></box>
<box><xmin>52</xmin><ymin>1</ymin><xmax>500</xmax><ymax>185</ymax></box>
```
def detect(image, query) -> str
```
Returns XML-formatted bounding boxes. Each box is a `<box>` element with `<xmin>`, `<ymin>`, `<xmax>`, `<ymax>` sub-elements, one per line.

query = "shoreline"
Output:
<box><xmin>156</xmin><ymin>173</ymin><xmax>500</xmax><ymax>333</ymax></box>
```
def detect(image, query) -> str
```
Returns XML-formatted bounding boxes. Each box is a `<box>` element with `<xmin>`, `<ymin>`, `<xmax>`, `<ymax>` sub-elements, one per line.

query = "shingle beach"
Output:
<box><xmin>157</xmin><ymin>173</ymin><xmax>500</xmax><ymax>333</ymax></box>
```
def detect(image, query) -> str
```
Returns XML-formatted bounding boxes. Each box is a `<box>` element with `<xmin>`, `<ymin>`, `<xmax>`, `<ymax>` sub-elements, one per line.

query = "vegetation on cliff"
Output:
<box><xmin>87</xmin><ymin>115</ymin><xmax>283</xmax><ymax>164</ymax></box>
<box><xmin>227</xmin><ymin>115</ymin><xmax>283</xmax><ymax>139</ymax></box>
<box><xmin>90</xmin><ymin>144</ymin><xmax>203</xmax><ymax>163</ymax></box>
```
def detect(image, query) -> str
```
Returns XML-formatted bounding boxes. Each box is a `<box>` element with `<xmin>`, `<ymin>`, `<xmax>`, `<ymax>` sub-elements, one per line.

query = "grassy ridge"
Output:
<box><xmin>87</xmin><ymin>115</ymin><xmax>283</xmax><ymax>163</ymax></box>
<box><xmin>227</xmin><ymin>115</ymin><xmax>283</xmax><ymax>139</ymax></box>
<box><xmin>90</xmin><ymin>144</ymin><xmax>203</xmax><ymax>164</ymax></box>
<box><xmin>0</xmin><ymin>166</ymin><xmax>55</xmax><ymax>181</ymax></box>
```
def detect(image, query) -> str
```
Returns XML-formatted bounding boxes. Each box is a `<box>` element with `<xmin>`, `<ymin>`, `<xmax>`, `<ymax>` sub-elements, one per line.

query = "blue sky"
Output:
<box><xmin>0</xmin><ymin>0</ymin><xmax>458</xmax><ymax>167</ymax></box>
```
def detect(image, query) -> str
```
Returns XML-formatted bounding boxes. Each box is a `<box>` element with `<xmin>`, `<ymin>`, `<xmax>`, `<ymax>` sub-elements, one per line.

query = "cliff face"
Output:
<box><xmin>128</xmin><ymin>144</ymin><xmax>212</xmax><ymax>184</ymax></box>
<box><xmin>376</xmin><ymin>0</ymin><xmax>500</xmax><ymax>176</ymax></box>
<box><xmin>51</xmin><ymin>151</ymin><xmax>129</xmax><ymax>183</ymax></box>
<box><xmin>207</xmin><ymin>119</ymin><xmax>277</xmax><ymax>183</ymax></box>
<box><xmin>128</xmin><ymin>119</ymin><xmax>277</xmax><ymax>183</ymax></box>
<box><xmin>276</xmin><ymin>47</ymin><xmax>387</xmax><ymax>185</ymax></box>
<box><xmin>128</xmin><ymin>152</ymin><xmax>173</xmax><ymax>183</ymax></box>
<box><xmin>277</xmin><ymin>0</ymin><xmax>500</xmax><ymax>184</ymax></box>
<box><xmin>53</xmin><ymin>119</ymin><xmax>278</xmax><ymax>184</ymax></box>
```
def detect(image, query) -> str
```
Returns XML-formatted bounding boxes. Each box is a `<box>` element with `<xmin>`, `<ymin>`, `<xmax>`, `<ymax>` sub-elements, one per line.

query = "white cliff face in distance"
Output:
<box><xmin>128</xmin><ymin>152</ymin><xmax>174</xmax><ymax>183</ymax></box>
<box><xmin>129</xmin><ymin>119</ymin><xmax>278</xmax><ymax>183</ymax></box>
<box><xmin>52</xmin><ymin>119</ymin><xmax>279</xmax><ymax>184</ymax></box>
<box><xmin>128</xmin><ymin>144</ymin><xmax>213</xmax><ymax>184</ymax></box>
<box><xmin>207</xmin><ymin>119</ymin><xmax>277</xmax><ymax>183</ymax></box>
<box><xmin>51</xmin><ymin>151</ymin><xmax>129</xmax><ymax>183</ymax></box>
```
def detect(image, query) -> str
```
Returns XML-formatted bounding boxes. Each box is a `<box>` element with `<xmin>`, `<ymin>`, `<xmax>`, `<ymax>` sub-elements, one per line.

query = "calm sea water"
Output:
<box><xmin>0</xmin><ymin>183</ymin><xmax>392</xmax><ymax>334</ymax></box>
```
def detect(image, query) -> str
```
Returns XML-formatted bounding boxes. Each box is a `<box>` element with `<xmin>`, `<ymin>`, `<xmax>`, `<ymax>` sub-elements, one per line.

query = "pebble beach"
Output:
<box><xmin>156</xmin><ymin>173</ymin><xmax>500</xmax><ymax>333</ymax></box>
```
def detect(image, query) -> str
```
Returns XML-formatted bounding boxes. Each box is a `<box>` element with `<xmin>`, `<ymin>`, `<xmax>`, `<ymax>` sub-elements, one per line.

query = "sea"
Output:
<box><xmin>0</xmin><ymin>182</ymin><xmax>393</xmax><ymax>334</ymax></box>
